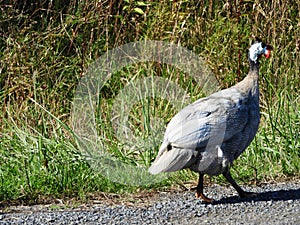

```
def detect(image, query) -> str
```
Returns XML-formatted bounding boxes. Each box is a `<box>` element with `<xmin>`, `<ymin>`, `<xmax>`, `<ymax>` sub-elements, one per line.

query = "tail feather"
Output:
<box><xmin>148</xmin><ymin>147</ymin><xmax>196</xmax><ymax>174</ymax></box>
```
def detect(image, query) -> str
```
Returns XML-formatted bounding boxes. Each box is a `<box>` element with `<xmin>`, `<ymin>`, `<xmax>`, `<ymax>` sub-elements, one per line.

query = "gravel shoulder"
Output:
<box><xmin>1</xmin><ymin>181</ymin><xmax>300</xmax><ymax>224</ymax></box>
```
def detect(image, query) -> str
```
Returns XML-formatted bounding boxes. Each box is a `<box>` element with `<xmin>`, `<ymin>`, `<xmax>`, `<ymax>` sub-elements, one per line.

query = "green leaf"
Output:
<box><xmin>133</xmin><ymin>7</ymin><xmax>144</xmax><ymax>15</ymax></box>
<box><xmin>136</xmin><ymin>1</ymin><xmax>148</xmax><ymax>6</ymax></box>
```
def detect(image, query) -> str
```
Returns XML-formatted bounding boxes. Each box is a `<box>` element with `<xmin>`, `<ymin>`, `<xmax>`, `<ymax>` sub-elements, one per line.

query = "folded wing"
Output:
<box><xmin>149</xmin><ymin>87</ymin><xmax>251</xmax><ymax>174</ymax></box>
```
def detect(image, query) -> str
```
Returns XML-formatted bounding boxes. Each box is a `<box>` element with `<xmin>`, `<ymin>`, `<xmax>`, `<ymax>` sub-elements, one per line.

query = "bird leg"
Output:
<box><xmin>222</xmin><ymin>167</ymin><xmax>257</xmax><ymax>198</ymax></box>
<box><xmin>195</xmin><ymin>173</ymin><xmax>213</xmax><ymax>203</ymax></box>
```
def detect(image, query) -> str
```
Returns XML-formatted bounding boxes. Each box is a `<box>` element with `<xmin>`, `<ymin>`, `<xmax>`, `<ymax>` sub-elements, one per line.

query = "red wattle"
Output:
<box><xmin>264</xmin><ymin>49</ymin><xmax>271</xmax><ymax>58</ymax></box>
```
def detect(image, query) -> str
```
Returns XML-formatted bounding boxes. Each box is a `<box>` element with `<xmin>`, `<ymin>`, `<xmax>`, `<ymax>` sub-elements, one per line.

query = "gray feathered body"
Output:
<box><xmin>149</xmin><ymin>71</ymin><xmax>260</xmax><ymax>176</ymax></box>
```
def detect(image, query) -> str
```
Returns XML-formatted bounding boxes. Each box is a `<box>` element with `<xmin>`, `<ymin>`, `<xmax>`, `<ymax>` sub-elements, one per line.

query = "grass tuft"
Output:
<box><xmin>0</xmin><ymin>0</ymin><xmax>299</xmax><ymax>204</ymax></box>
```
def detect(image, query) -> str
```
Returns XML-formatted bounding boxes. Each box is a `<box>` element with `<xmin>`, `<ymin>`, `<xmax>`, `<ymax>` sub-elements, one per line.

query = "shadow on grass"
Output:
<box><xmin>212</xmin><ymin>187</ymin><xmax>300</xmax><ymax>205</ymax></box>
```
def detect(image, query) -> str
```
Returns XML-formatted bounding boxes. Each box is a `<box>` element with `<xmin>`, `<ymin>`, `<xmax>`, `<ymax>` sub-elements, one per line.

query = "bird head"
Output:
<box><xmin>249</xmin><ymin>38</ymin><xmax>273</xmax><ymax>63</ymax></box>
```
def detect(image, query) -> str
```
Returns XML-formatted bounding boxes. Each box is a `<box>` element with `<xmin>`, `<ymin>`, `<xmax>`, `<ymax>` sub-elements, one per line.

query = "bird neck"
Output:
<box><xmin>245</xmin><ymin>72</ymin><xmax>259</xmax><ymax>98</ymax></box>
<box><xmin>236</xmin><ymin>59</ymin><xmax>260</xmax><ymax>99</ymax></box>
<box><xmin>248</xmin><ymin>56</ymin><xmax>260</xmax><ymax>77</ymax></box>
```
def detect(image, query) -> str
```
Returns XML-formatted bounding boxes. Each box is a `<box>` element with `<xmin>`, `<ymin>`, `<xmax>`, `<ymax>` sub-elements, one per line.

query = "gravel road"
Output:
<box><xmin>1</xmin><ymin>181</ymin><xmax>300</xmax><ymax>224</ymax></box>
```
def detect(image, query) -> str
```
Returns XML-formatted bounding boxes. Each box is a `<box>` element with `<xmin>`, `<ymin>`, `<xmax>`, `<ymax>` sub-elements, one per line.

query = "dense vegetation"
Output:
<box><xmin>0</xmin><ymin>0</ymin><xmax>299</xmax><ymax>204</ymax></box>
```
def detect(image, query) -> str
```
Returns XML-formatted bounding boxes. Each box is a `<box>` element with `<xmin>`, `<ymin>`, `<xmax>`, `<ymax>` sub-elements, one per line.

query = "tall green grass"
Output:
<box><xmin>0</xmin><ymin>0</ymin><xmax>299</xmax><ymax>203</ymax></box>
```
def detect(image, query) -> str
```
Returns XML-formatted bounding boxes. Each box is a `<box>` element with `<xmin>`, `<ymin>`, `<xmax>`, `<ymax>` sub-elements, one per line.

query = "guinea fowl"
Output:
<box><xmin>148</xmin><ymin>39</ymin><xmax>273</xmax><ymax>203</ymax></box>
